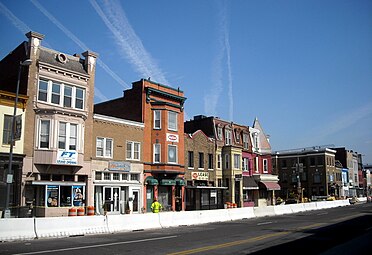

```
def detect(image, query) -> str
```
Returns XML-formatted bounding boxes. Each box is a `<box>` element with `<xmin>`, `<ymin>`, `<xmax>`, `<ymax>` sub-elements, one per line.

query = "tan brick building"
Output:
<box><xmin>184</xmin><ymin>130</ymin><xmax>225</xmax><ymax>210</ymax></box>
<box><xmin>92</xmin><ymin>114</ymin><xmax>144</xmax><ymax>215</ymax></box>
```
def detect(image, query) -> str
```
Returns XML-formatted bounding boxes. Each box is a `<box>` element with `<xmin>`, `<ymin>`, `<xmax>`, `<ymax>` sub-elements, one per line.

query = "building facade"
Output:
<box><xmin>92</xmin><ymin>114</ymin><xmax>144</xmax><ymax>215</ymax></box>
<box><xmin>273</xmin><ymin>147</ymin><xmax>341</xmax><ymax>200</ymax></box>
<box><xmin>184</xmin><ymin>115</ymin><xmax>279</xmax><ymax>207</ymax></box>
<box><xmin>0</xmin><ymin>31</ymin><xmax>97</xmax><ymax>217</ymax></box>
<box><xmin>184</xmin><ymin>130</ymin><xmax>225</xmax><ymax>210</ymax></box>
<box><xmin>94</xmin><ymin>79</ymin><xmax>187</xmax><ymax>212</ymax></box>
<box><xmin>0</xmin><ymin>90</ymin><xmax>28</xmax><ymax>216</ymax></box>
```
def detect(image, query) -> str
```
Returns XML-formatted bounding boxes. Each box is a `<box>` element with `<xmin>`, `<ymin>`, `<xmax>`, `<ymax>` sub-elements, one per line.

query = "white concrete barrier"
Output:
<box><xmin>289</xmin><ymin>203</ymin><xmax>306</xmax><ymax>213</ymax></box>
<box><xmin>254</xmin><ymin>206</ymin><xmax>275</xmax><ymax>218</ymax></box>
<box><xmin>228</xmin><ymin>207</ymin><xmax>255</xmax><ymax>220</ymax></box>
<box><xmin>273</xmin><ymin>204</ymin><xmax>293</xmax><ymax>215</ymax></box>
<box><xmin>197</xmin><ymin>209</ymin><xmax>230</xmax><ymax>224</ymax></box>
<box><xmin>0</xmin><ymin>218</ymin><xmax>36</xmax><ymax>241</ymax></box>
<box><xmin>159</xmin><ymin>211</ymin><xmax>200</xmax><ymax>228</ymax></box>
<box><xmin>316</xmin><ymin>201</ymin><xmax>333</xmax><ymax>209</ymax></box>
<box><xmin>35</xmin><ymin>216</ymin><xmax>108</xmax><ymax>238</ymax></box>
<box><xmin>303</xmin><ymin>202</ymin><xmax>317</xmax><ymax>211</ymax></box>
<box><xmin>107</xmin><ymin>213</ymin><xmax>161</xmax><ymax>233</ymax></box>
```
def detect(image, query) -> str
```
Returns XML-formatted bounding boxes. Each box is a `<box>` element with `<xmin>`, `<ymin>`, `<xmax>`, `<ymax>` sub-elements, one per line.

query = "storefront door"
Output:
<box><xmin>146</xmin><ymin>186</ymin><xmax>154</xmax><ymax>212</ymax></box>
<box><xmin>103</xmin><ymin>187</ymin><xmax>120</xmax><ymax>213</ymax></box>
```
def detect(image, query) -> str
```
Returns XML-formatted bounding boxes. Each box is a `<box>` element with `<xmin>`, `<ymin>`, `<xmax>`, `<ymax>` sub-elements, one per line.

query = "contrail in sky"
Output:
<box><xmin>30</xmin><ymin>0</ymin><xmax>129</xmax><ymax>100</ymax></box>
<box><xmin>204</xmin><ymin>0</ymin><xmax>233</xmax><ymax>120</ymax></box>
<box><xmin>90</xmin><ymin>0</ymin><xmax>169</xmax><ymax>85</ymax></box>
<box><xmin>0</xmin><ymin>2</ymin><xmax>31</xmax><ymax>34</ymax></box>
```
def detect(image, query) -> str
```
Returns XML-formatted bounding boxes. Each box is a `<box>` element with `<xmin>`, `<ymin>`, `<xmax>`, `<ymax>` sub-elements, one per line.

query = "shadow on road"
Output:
<box><xmin>250</xmin><ymin>214</ymin><xmax>372</xmax><ymax>255</ymax></box>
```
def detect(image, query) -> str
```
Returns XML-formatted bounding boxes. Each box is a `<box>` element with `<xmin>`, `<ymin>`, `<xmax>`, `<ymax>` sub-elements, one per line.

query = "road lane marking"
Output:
<box><xmin>13</xmin><ymin>235</ymin><xmax>178</xmax><ymax>255</ymax></box>
<box><xmin>168</xmin><ymin>223</ymin><xmax>325</xmax><ymax>255</ymax></box>
<box><xmin>257</xmin><ymin>221</ymin><xmax>272</xmax><ymax>225</ymax></box>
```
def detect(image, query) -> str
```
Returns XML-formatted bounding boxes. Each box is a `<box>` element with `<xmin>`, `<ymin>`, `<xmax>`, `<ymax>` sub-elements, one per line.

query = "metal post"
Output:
<box><xmin>4</xmin><ymin>59</ymin><xmax>32</xmax><ymax>218</ymax></box>
<box><xmin>297</xmin><ymin>155</ymin><xmax>302</xmax><ymax>203</ymax></box>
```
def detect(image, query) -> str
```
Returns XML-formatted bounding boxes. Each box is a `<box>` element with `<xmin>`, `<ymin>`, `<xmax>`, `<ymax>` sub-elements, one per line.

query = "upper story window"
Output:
<box><xmin>263</xmin><ymin>159</ymin><xmax>268</xmax><ymax>173</ymax></box>
<box><xmin>188</xmin><ymin>151</ymin><xmax>194</xmax><ymax>168</ymax></box>
<box><xmin>58</xmin><ymin>122</ymin><xmax>78</xmax><ymax>150</ymax></box>
<box><xmin>199</xmin><ymin>152</ymin><xmax>204</xmax><ymax>169</ymax></box>
<box><xmin>243</xmin><ymin>134</ymin><xmax>249</xmax><ymax>149</ymax></box>
<box><xmin>96</xmin><ymin>137</ymin><xmax>113</xmax><ymax>158</ymax></box>
<box><xmin>2</xmin><ymin>115</ymin><xmax>12</xmax><ymax>145</ymax></box>
<box><xmin>225</xmin><ymin>129</ymin><xmax>232</xmax><ymax>145</ymax></box>
<box><xmin>38</xmin><ymin>79</ymin><xmax>85</xmax><ymax>110</ymax></box>
<box><xmin>154</xmin><ymin>143</ymin><xmax>161</xmax><ymax>163</ymax></box>
<box><xmin>217</xmin><ymin>154</ymin><xmax>221</xmax><ymax>169</ymax></box>
<box><xmin>39</xmin><ymin>120</ymin><xmax>50</xmax><ymax>149</ymax></box>
<box><xmin>208</xmin><ymin>154</ymin><xmax>213</xmax><ymax>170</ymax></box>
<box><xmin>235</xmin><ymin>130</ymin><xmax>240</xmax><ymax>143</ymax></box>
<box><xmin>168</xmin><ymin>111</ymin><xmax>178</xmax><ymax>131</ymax></box>
<box><xmin>153</xmin><ymin>110</ymin><xmax>161</xmax><ymax>129</ymax></box>
<box><xmin>225</xmin><ymin>154</ymin><xmax>229</xmax><ymax>169</ymax></box>
<box><xmin>217</xmin><ymin>126</ymin><xmax>223</xmax><ymax>140</ymax></box>
<box><xmin>234</xmin><ymin>154</ymin><xmax>240</xmax><ymax>169</ymax></box>
<box><xmin>168</xmin><ymin>144</ymin><xmax>177</xmax><ymax>164</ymax></box>
<box><xmin>243</xmin><ymin>158</ymin><xmax>249</xmax><ymax>171</ymax></box>
<box><xmin>126</xmin><ymin>141</ymin><xmax>140</xmax><ymax>161</ymax></box>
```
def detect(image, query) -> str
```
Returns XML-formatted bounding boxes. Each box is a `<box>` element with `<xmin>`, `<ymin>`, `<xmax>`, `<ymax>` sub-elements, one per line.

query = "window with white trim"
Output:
<box><xmin>243</xmin><ymin>158</ymin><xmax>249</xmax><ymax>171</ymax></box>
<box><xmin>168</xmin><ymin>111</ymin><xmax>178</xmax><ymax>131</ymax></box>
<box><xmin>96</xmin><ymin>137</ymin><xmax>113</xmax><ymax>158</ymax></box>
<box><xmin>168</xmin><ymin>144</ymin><xmax>177</xmax><ymax>163</ymax></box>
<box><xmin>234</xmin><ymin>154</ymin><xmax>240</xmax><ymax>169</ymax></box>
<box><xmin>154</xmin><ymin>144</ymin><xmax>161</xmax><ymax>163</ymax></box>
<box><xmin>126</xmin><ymin>141</ymin><xmax>140</xmax><ymax>160</ymax></box>
<box><xmin>217</xmin><ymin>126</ymin><xmax>223</xmax><ymax>140</ymax></box>
<box><xmin>37</xmin><ymin>79</ymin><xmax>85</xmax><ymax>110</ymax></box>
<box><xmin>154</xmin><ymin>110</ymin><xmax>161</xmax><ymax>129</ymax></box>
<box><xmin>58</xmin><ymin>122</ymin><xmax>78</xmax><ymax>150</ymax></box>
<box><xmin>225</xmin><ymin>129</ymin><xmax>232</xmax><ymax>145</ymax></box>
<box><xmin>39</xmin><ymin>120</ymin><xmax>50</xmax><ymax>148</ymax></box>
<box><xmin>2</xmin><ymin>115</ymin><xmax>12</xmax><ymax>145</ymax></box>
<box><xmin>243</xmin><ymin>133</ymin><xmax>249</xmax><ymax>149</ymax></box>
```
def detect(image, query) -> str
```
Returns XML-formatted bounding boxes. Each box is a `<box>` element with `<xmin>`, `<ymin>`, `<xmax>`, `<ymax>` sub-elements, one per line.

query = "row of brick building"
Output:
<box><xmin>1</xmin><ymin>32</ymin><xmax>370</xmax><ymax>217</ymax></box>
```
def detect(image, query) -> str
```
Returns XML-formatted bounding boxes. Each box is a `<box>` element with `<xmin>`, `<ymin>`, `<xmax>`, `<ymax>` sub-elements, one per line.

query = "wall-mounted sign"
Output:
<box><xmin>56</xmin><ymin>151</ymin><xmax>77</xmax><ymax>165</ymax></box>
<box><xmin>192</xmin><ymin>172</ymin><xmax>209</xmax><ymax>180</ymax></box>
<box><xmin>109</xmin><ymin>161</ymin><xmax>130</xmax><ymax>172</ymax></box>
<box><xmin>166</xmin><ymin>133</ymin><xmax>179</xmax><ymax>143</ymax></box>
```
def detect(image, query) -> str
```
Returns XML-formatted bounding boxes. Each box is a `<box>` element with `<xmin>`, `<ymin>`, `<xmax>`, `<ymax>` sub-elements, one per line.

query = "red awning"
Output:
<box><xmin>259</xmin><ymin>182</ymin><xmax>281</xmax><ymax>191</ymax></box>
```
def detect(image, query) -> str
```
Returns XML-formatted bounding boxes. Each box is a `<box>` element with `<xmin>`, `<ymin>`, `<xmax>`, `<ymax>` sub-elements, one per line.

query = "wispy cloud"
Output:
<box><xmin>90</xmin><ymin>0</ymin><xmax>168</xmax><ymax>85</ymax></box>
<box><xmin>204</xmin><ymin>0</ymin><xmax>233</xmax><ymax>120</ymax></box>
<box><xmin>311</xmin><ymin>102</ymin><xmax>372</xmax><ymax>143</ymax></box>
<box><xmin>0</xmin><ymin>2</ymin><xmax>31</xmax><ymax>34</ymax></box>
<box><xmin>30</xmin><ymin>0</ymin><xmax>129</xmax><ymax>101</ymax></box>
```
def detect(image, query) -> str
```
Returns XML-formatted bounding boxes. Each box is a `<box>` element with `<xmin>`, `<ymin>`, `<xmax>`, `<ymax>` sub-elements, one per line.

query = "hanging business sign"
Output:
<box><xmin>166</xmin><ymin>133</ymin><xmax>179</xmax><ymax>143</ymax></box>
<box><xmin>192</xmin><ymin>172</ymin><xmax>209</xmax><ymax>180</ymax></box>
<box><xmin>14</xmin><ymin>115</ymin><xmax>22</xmax><ymax>141</ymax></box>
<box><xmin>56</xmin><ymin>151</ymin><xmax>78</xmax><ymax>165</ymax></box>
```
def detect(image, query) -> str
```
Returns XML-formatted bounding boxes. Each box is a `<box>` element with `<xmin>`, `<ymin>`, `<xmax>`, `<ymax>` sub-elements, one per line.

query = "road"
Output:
<box><xmin>1</xmin><ymin>203</ymin><xmax>371</xmax><ymax>255</ymax></box>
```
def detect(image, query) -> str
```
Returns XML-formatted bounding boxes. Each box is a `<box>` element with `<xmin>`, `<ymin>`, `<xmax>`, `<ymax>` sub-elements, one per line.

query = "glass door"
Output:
<box><xmin>103</xmin><ymin>187</ymin><xmax>120</xmax><ymax>213</ymax></box>
<box><xmin>132</xmin><ymin>190</ymin><xmax>139</xmax><ymax>213</ymax></box>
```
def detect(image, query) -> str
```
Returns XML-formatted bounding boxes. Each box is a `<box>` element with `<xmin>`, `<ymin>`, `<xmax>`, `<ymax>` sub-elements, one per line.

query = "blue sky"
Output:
<box><xmin>1</xmin><ymin>0</ymin><xmax>372</xmax><ymax>164</ymax></box>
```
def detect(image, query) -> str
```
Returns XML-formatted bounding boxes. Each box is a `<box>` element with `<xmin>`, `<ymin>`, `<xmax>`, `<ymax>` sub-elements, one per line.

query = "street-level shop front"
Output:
<box><xmin>144</xmin><ymin>173</ymin><xmax>186</xmax><ymax>212</ymax></box>
<box><xmin>93</xmin><ymin>161</ymin><xmax>142</xmax><ymax>215</ymax></box>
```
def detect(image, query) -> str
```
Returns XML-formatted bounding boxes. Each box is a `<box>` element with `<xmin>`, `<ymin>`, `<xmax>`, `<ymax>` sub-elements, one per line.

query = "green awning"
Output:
<box><xmin>176</xmin><ymin>178</ymin><xmax>186</xmax><ymax>186</ymax></box>
<box><xmin>160</xmin><ymin>179</ymin><xmax>176</xmax><ymax>186</ymax></box>
<box><xmin>145</xmin><ymin>177</ymin><xmax>158</xmax><ymax>185</ymax></box>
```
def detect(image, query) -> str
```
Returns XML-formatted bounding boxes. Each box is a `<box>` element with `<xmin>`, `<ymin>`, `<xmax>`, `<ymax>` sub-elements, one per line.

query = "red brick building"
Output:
<box><xmin>94</xmin><ymin>79</ymin><xmax>186</xmax><ymax>212</ymax></box>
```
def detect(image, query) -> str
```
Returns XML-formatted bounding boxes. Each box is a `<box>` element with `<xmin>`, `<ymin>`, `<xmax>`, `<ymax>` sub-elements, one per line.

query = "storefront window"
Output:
<box><xmin>60</xmin><ymin>186</ymin><xmax>72</xmax><ymax>207</ymax></box>
<box><xmin>73</xmin><ymin>186</ymin><xmax>84</xmax><ymax>206</ymax></box>
<box><xmin>47</xmin><ymin>185</ymin><xmax>59</xmax><ymax>207</ymax></box>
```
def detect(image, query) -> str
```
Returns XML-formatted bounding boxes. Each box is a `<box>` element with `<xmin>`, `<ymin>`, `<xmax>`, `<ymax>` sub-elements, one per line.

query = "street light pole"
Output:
<box><xmin>297</xmin><ymin>155</ymin><xmax>302</xmax><ymax>203</ymax></box>
<box><xmin>4</xmin><ymin>59</ymin><xmax>32</xmax><ymax>218</ymax></box>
